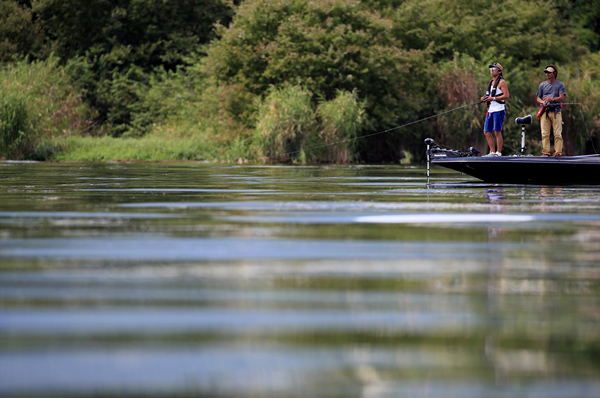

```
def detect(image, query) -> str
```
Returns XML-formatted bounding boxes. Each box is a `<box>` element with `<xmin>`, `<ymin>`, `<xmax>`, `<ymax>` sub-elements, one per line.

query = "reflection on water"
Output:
<box><xmin>1</xmin><ymin>162</ymin><xmax>600</xmax><ymax>397</ymax></box>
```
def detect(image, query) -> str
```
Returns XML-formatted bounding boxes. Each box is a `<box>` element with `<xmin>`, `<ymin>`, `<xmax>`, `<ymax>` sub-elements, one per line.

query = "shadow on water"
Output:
<box><xmin>1</xmin><ymin>161</ymin><xmax>600</xmax><ymax>397</ymax></box>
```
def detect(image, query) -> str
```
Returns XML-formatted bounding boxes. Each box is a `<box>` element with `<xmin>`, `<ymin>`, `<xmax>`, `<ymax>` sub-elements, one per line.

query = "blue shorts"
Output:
<box><xmin>484</xmin><ymin>110</ymin><xmax>506</xmax><ymax>132</ymax></box>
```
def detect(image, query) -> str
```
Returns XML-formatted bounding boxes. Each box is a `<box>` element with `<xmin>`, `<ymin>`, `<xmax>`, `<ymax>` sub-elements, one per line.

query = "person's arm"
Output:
<box><xmin>537</xmin><ymin>83</ymin><xmax>548</xmax><ymax>104</ymax></box>
<box><xmin>494</xmin><ymin>80</ymin><xmax>509</xmax><ymax>101</ymax></box>
<box><xmin>542</xmin><ymin>94</ymin><xmax>563</xmax><ymax>102</ymax></box>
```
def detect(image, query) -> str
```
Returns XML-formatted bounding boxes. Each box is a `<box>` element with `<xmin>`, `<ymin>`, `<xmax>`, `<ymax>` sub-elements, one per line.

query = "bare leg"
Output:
<box><xmin>484</xmin><ymin>131</ymin><xmax>495</xmax><ymax>153</ymax></box>
<box><xmin>494</xmin><ymin>130</ymin><xmax>503</xmax><ymax>153</ymax></box>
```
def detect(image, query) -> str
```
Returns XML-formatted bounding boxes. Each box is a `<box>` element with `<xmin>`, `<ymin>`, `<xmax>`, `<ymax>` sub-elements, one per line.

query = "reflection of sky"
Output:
<box><xmin>4</xmin><ymin>345</ymin><xmax>597</xmax><ymax>397</ymax></box>
<box><xmin>1</xmin><ymin>235</ymin><xmax>597</xmax><ymax>262</ymax></box>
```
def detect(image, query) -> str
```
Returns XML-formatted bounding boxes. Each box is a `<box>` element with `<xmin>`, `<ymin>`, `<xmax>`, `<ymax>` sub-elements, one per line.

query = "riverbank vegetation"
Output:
<box><xmin>1</xmin><ymin>0</ymin><xmax>599</xmax><ymax>162</ymax></box>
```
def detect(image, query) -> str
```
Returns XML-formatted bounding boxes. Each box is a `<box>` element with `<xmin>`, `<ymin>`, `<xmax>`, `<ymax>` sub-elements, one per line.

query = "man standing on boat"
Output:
<box><xmin>537</xmin><ymin>64</ymin><xmax>566</xmax><ymax>157</ymax></box>
<box><xmin>481</xmin><ymin>62</ymin><xmax>509</xmax><ymax>157</ymax></box>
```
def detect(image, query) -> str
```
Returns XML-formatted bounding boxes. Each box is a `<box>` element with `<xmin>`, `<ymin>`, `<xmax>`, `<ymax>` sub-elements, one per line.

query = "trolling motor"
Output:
<box><xmin>514</xmin><ymin>114</ymin><xmax>532</xmax><ymax>156</ymax></box>
<box><xmin>425</xmin><ymin>138</ymin><xmax>480</xmax><ymax>182</ymax></box>
<box><xmin>425</xmin><ymin>138</ymin><xmax>480</xmax><ymax>160</ymax></box>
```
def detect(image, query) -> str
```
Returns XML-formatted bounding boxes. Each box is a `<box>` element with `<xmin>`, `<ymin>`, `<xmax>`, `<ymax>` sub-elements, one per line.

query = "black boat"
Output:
<box><xmin>426</xmin><ymin>115</ymin><xmax>600</xmax><ymax>185</ymax></box>
<box><xmin>431</xmin><ymin>153</ymin><xmax>600</xmax><ymax>185</ymax></box>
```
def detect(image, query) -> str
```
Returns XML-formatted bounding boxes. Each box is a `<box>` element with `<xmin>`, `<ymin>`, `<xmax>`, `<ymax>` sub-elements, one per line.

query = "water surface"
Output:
<box><xmin>1</xmin><ymin>161</ymin><xmax>599</xmax><ymax>397</ymax></box>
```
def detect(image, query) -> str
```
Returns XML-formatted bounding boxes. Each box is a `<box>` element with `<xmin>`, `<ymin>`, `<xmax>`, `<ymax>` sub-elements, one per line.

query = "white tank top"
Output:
<box><xmin>488</xmin><ymin>85</ymin><xmax>505</xmax><ymax>113</ymax></box>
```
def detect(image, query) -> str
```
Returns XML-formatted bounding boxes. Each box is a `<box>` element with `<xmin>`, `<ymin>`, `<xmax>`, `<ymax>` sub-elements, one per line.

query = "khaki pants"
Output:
<box><xmin>541</xmin><ymin>111</ymin><xmax>563</xmax><ymax>155</ymax></box>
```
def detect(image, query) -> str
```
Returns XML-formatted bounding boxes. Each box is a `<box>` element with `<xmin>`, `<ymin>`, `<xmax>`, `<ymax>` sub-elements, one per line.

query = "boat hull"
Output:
<box><xmin>432</xmin><ymin>155</ymin><xmax>600</xmax><ymax>185</ymax></box>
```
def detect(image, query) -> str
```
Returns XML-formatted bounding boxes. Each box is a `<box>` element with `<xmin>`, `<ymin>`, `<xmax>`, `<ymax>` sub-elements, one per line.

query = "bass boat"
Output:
<box><xmin>426</xmin><ymin>115</ymin><xmax>600</xmax><ymax>185</ymax></box>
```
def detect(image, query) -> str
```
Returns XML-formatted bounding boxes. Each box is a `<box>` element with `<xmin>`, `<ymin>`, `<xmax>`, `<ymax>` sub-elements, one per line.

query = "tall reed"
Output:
<box><xmin>0</xmin><ymin>97</ymin><xmax>32</xmax><ymax>158</ymax></box>
<box><xmin>317</xmin><ymin>90</ymin><xmax>363</xmax><ymax>163</ymax></box>
<box><xmin>255</xmin><ymin>86</ymin><xmax>317</xmax><ymax>162</ymax></box>
<box><xmin>0</xmin><ymin>57</ymin><xmax>94</xmax><ymax>159</ymax></box>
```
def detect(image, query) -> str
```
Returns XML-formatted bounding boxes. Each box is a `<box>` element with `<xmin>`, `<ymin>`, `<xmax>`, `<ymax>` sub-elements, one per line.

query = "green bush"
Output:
<box><xmin>316</xmin><ymin>90</ymin><xmax>364</xmax><ymax>163</ymax></box>
<box><xmin>255</xmin><ymin>85</ymin><xmax>317</xmax><ymax>162</ymax></box>
<box><xmin>0</xmin><ymin>96</ymin><xmax>32</xmax><ymax>159</ymax></box>
<box><xmin>0</xmin><ymin>56</ymin><xmax>96</xmax><ymax>159</ymax></box>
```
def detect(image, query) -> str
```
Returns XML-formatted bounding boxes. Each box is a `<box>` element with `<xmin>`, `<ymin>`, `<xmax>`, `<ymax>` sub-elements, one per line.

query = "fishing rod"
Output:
<box><xmin>258</xmin><ymin>100</ymin><xmax>484</xmax><ymax>162</ymax></box>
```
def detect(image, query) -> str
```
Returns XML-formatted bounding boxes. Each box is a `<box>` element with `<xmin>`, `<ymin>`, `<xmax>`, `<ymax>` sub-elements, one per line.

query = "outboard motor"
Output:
<box><xmin>514</xmin><ymin>114</ymin><xmax>532</xmax><ymax>155</ymax></box>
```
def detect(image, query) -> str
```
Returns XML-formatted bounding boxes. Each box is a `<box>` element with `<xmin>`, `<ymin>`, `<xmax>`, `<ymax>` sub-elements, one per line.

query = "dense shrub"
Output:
<box><xmin>317</xmin><ymin>90</ymin><xmax>364</xmax><ymax>162</ymax></box>
<box><xmin>0</xmin><ymin>57</ymin><xmax>95</xmax><ymax>159</ymax></box>
<box><xmin>255</xmin><ymin>85</ymin><xmax>317</xmax><ymax>162</ymax></box>
<box><xmin>0</xmin><ymin>97</ymin><xmax>32</xmax><ymax>158</ymax></box>
<box><xmin>253</xmin><ymin>86</ymin><xmax>365</xmax><ymax>163</ymax></box>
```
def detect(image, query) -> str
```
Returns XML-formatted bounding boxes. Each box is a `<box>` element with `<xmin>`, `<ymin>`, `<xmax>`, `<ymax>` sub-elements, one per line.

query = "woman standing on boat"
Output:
<box><xmin>537</xmin><ymin>64</ymin><xmax>566</xmax><ymax>157</ymax></box>
<box><xmin>481</xmin><ymin>62</ymin><xmax>509</xmax><ymax>157</ymax></box>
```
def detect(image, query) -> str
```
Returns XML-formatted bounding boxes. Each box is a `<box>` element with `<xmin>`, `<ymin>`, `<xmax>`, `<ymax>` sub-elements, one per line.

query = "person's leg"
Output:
<box><xmin>483</xmin><ymin>114</ymin><xmax>496</xmax><ymax>153</ymax></box>
<box><xmin>484</xmin><ymin>131</ymin><xmax>496</xmax><ymax>153</ymax></box>
<box><xmin>540</xmin><ymin>116</ymin><xmax>552</xmax><ymax>155</ymax></box>
<box><xmin>494</xmin><ymin>130</ymin><xmax>503</xmax><ymax>154</ymax></box>
<box><xmin>553</xmin><ymin>112</ymin><xmax>563</xmax><ymax>156</ymax></box>
<box><xmin>492</xmin><ymin>111</ymin><xmax>505</xmax><ymax>155</ymax></box>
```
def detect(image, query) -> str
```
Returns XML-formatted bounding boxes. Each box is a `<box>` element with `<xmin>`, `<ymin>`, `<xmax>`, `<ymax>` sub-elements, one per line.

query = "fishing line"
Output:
<box><xmin>256</xmin><ymin>100</ymin><xmax>484</xmax><ymax>161</ymax></box>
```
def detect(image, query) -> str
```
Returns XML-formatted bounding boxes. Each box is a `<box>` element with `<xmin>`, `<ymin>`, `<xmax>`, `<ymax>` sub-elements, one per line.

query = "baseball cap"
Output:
<box><xmin>488</xmin><ymin>62</ymin><xmax>503</xmax><ymax>71</ymax></box>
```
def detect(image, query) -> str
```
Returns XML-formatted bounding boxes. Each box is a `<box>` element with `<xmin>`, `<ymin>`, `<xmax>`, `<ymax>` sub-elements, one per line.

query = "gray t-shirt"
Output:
<box><xmin>537</xmin><ymin>80</ymin><xmax>566</xmax><ymax>111</ymax></box>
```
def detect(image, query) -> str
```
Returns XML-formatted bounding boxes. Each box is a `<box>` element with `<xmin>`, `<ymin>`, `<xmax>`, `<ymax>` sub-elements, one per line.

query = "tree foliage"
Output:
<box><xmin>32</xmin><ymin>0</ymin><xmax>235</xmax><ymax>69</ymax></box>
<box><xmin>554</xmin><ymin>0</ymin><xmax>600</xmax><ymax>52</ymax></box>
<box><xmin>205</xmin><ymin>0</ymin><xmax>433</xmax><ymax>159</ymax></box>
<box><xmin>390</xmin><ymin>0</ymin><xmax>586</xmax><ymax>65</ymax></box>
<box><xmin>0</xmin><ymin>0</ymin><xmax>46</xmax><ymax>61</ymax></box>
<box><xmin>27</xmin><ymin>0</ymin><xmax>237</xmax><ymax>135</ymax></box>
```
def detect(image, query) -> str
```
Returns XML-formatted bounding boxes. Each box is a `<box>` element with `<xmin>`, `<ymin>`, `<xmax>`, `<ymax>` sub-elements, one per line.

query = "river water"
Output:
<box><xmin>1</xmin><ymin>161</ymin><xmax>599</xmax><ymax>397</ymax></box>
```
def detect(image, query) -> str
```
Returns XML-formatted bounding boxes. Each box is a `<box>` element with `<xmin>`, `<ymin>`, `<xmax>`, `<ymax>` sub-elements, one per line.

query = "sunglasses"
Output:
<box><xmin>544</xmin><ymin>71</ymin><xmax>554</xmax><ymax>73</ymax></box>
<box><xmin>489</xmin><ymin>67</ymin><xmax>499</xmax><ymax>71</ymax></box>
